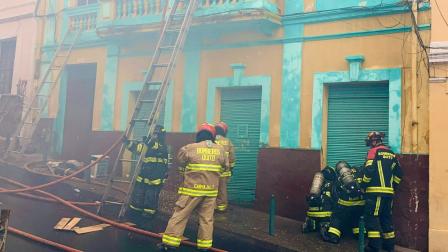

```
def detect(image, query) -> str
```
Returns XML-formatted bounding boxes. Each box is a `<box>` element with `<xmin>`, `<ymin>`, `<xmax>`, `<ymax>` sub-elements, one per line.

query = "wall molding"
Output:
<box><xmin>311</xmin><ymin>58</ymin><xmax>402</xmax><ymax>153</ymax></box>
<box><xmin>206</xmin><ymin>64</ymin><xmax>271</xmax><ymax>145</ymax></box>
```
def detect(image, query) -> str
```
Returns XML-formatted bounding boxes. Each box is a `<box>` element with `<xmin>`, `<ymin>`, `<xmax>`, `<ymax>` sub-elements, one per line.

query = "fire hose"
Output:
<box><xmin>22</xmin><ymin>161</ymin><xmax>127</xmax><ymax>196</ymax></box>
<box><xmin>0</xmin><ymin>134</ymin><xmax>124</xmax><ymax>194</ymax></box>
<box><xmin>0</xmin><ymin>177</ymin><xmax>228</xmax><ymax>252</ymax></box>
<box><xmin>8</xmin><ymin>227</ymin><xmax>83</xmax><ymax>252</ymax></box>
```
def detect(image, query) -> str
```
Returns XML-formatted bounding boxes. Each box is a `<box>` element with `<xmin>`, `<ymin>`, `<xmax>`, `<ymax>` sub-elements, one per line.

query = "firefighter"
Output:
<box><xmin>125</xmin><ymin>125</ymin><xmax>169</xmax><ymax>219</ymax></box>
<box><xmin>302</xmin><ymin>165</ymin><xmax>336</xmax><ymax>234</ymax></box>
<box><xmin>362</xmin><ymin>132</ymin><xmax>402</xmax><ymax>252</ymax></box>
<box><xmin>322</xmin><ymin>161</ymin><xmax>364</xmax><ymax>244</ymax></box>
<box><xmin>214</xmin><ymin>122</ymin><xmax>235</xmax><ymax>212</ymax></box>
<box><xmin>160</xmin><ymin>123</ymin><xmax>229</xmax><ymax>252</ymax></box>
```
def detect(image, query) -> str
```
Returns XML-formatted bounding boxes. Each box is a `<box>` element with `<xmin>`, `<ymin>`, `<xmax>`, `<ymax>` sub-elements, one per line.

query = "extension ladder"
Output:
<box><xmin>97</xmin><ymin>0</ymin><xmax>199</xmax><ymax>218</ymax></box>
<box><xmin>6</xmin><ymin>29</ymin><xmax>82</xmax><ymax>154</ymax></box>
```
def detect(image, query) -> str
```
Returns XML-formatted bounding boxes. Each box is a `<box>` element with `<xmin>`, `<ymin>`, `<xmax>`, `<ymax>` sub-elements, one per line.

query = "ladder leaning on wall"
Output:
<box><xmin>6</xmin><ymin>29</ymin><xmax>82</xmax><ymax>155</ymax></box>
<box><xmin>97</xmin><ymin>0</ymin><xmax>199</xmax><ymax>218</ymax></box>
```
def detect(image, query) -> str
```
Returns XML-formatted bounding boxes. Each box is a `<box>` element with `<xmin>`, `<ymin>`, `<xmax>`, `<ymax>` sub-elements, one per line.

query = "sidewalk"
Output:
<box><xmin>159</xmin><ymin>190</ymin><xmax>358</xmax><ymax>252</ymax></box>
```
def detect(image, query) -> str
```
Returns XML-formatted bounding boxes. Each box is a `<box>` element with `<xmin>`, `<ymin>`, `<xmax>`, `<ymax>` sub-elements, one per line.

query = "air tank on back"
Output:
<box><xmin>309</xmin><ymin>172</ymin><xmax>325</xmax><ymax>196</ymax></box>
<box><xmin>335</xmin><ymin>161</ymin><xmax>355</xmax><ymax>187</ymax></box>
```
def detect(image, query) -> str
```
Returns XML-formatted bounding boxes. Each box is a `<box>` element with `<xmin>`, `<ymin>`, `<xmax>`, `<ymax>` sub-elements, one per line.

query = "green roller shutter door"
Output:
<box><xmin>132</xmin><ymin>89</ymin><xmax>165</xmax><ymax>140</ymax></box>
<box><xmin>220</xmin><ymin>87</ymin><xmax>261</xmax><ymax>204</ymax></box>
<box><xmin>327</xmin><ymin>83</ymin><xmax>389</xmax><ymax>168</ymax></box>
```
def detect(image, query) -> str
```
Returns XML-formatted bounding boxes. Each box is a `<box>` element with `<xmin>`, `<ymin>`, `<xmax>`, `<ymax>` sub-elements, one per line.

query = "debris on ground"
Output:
<box><xmin>73</xmin><ymin>224</ymin><xmax>111</xmax><ymax>235</ymax></box>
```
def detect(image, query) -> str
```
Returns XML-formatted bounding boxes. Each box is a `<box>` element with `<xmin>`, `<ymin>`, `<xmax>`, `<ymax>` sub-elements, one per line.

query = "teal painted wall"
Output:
<box><xmin>280</xmin><ymin>0</ymin><xmax>304</xmax><ymax>148</ymax></box>
<box><xmin>53</xmin><ymin>71</ymin><xmax>68</xmax><ymax>154</ymax></box>
<box><xmin>100</xmin><ymin>45</ymin><xmax>120</xmax><ymax>131</ymax></box>
<box><xmin>180</xmin><ymin>48</ymin><xmax>201</xmax><ymax>132</ymax></box>
<box><xmin>315</xmin><ymin>0</ymin><xmax>401</xmax><ymax>11</ymax></box>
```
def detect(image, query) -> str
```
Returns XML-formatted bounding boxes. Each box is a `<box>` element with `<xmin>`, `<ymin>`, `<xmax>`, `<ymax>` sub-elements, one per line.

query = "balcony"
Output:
<box><xmin>63</xmin><ymin>3</ymin><xmax>100</xmax><ymax>42</ymax></box>
<box><xmin>96</xmin><ymin>0</ymin><xmax>280</xmax><ymax>35</ymax></box>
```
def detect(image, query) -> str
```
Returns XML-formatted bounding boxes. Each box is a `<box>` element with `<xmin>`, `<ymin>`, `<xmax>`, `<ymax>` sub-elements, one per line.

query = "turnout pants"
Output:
<box><xmin>162</xmin><ymin>195</ymin><xmax>216</xmax><ymax>250</ymax></box>
<box><xmin>129</xmin><ymin>180</ymin><xmax>162</xmax><ymax>215</ymax></box>
<box><xmin>216</xmin><ymin>177</ymin><xmax>229</xmax><ymax>212</ymax></box>
<box><xmin>364</xmin><ymin>195</ymin><xmax>395</xmax><ymax>251</ymax></box>
<box><xmin>326</xmin><ymin>204</ymin><xmax>364</xmax><ymax>243</ymax></box>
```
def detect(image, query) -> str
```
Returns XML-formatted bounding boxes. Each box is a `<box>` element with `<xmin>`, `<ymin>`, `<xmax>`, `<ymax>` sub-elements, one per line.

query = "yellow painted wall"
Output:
<box><xmin>429</xmin><ymin>78</ymin><xmax>448</xmax><ymax>251</ymax></box>
<box><xmin>301</xmin><ymin>13</ymin><xmax>430</xmax><ymax>154</ymax></box>
<box><xmin>40</xmin><ymin>2</ymin><xmax>431</xmax><ymax>155</ymax></box>
<box><xmin>429</xmin><ymin>0</ymin><xmax>448</xmax><ymax>250</ymax></box>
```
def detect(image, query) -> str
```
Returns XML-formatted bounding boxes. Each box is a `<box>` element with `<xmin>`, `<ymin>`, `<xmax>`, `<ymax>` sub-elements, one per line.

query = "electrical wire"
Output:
<box><xmin>434</xmin><ymin>0</ymin><xmax>448</xmax><ymax>27</ymax></box>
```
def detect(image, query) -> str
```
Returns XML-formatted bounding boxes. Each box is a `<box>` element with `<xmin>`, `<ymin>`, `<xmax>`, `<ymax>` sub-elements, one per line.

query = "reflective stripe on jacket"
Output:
<box><xmin>177</xmin><ymin>140</ymin><xmax>230</xmax><ymax>197</ymax></box>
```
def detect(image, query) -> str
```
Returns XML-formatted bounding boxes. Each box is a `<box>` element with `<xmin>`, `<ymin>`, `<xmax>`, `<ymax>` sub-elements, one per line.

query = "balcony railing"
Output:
<box><xmin>115</xmin><ymin>0</ymin><xmax>167</xmax><ymax>18</ymax></box>
<box><xmin>97</xmin><ymin>0</ymin><xmax>279</xmax><ymax>30</ymax></box>
<box><xmin>69</xmin><ymin>12</ymin><xmax>97</xmax><ymax>31</ymax></box>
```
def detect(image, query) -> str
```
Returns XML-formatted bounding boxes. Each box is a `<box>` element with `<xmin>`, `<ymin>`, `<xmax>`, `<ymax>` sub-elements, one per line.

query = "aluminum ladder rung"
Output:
<box><xmin>120</xmin><ymin>159</ymin><xmax>138</xmax><ymax>162</ymax></box>
<box><xmin>159</xmin><ymin>45</ymin><xmax>176</xmax><ymax>50</ymax></box>
<box><xmin>145</xmin><ymin>81</ymin><xmax>163</xmax><ymax>86</ymax></box>
<box><xmin>139</xmin><ymin>100</ymin><xmax>155</xmax><ymax>103</ymax></box>
<box><xmin>132</xmin><ymin>119</ymin><xmax>149</xmax><ymax>123</ymax></box>
<box><xmin>152</xmin><ymin>63</ymin><xmax>169</xmax><ymax>68</ymax></box>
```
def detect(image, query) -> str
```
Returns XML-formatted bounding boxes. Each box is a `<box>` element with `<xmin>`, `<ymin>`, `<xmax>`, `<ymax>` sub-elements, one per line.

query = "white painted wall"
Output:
<box><xmin>0</xmin><ymin>0</ymin><xmax>37</xmax><ymax>95</ymax></box>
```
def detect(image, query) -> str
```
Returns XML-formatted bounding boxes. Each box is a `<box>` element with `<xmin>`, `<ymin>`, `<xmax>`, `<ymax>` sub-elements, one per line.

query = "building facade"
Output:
<box><xmin>429</xmin><ymin>0</ymin><xmax>448</xmax><ymax>250</ymax></box>
<box><xmin>35</xmin><ymin>0</ymin><xmax>431</xmax><ymax>250</ymax></box>
<box><xmin>0</xmin><ymin>0</ymin><xmax>39</xmax><ymax>137</ymax></box>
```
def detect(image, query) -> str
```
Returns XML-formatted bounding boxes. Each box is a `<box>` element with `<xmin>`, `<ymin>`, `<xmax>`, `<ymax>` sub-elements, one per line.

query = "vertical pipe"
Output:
<box><xmin>269</xmin><ymin>194</ymin><xmax>276</xmax><ymax>236</ymax></box>
<box><xmin>358</xmin><ymin>216</ymin><xmax>365</xmax><ymax>252</ymax></box>
<box><xmin>410</xmin><ymin>0</ymin><xmax>419</xmax><ymax>152</ymax></box>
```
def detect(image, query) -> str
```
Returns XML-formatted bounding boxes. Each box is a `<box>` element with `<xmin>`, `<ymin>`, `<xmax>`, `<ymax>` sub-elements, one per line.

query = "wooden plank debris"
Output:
<box><xmin>53</xmin><ymin>218</ymin><xmax>71</xmax><ymax>230</ymax></box>
<box><xmin>62</xmin><ymin>218</ymin><xmax>82</xmax><ymax>231</ymax></box>
<box><xmin>73</xmin><ymin>224</ymin><xmax>111</xmax><ymax>235</ymax></box>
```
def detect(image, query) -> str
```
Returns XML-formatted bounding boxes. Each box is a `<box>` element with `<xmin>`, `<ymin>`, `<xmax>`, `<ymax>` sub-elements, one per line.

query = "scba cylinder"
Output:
<box><xmin>335</xmin><ymin>161</ymin><xmax>355</xmax><ymax>187</ymax></box>
<box><xmin>309</xmin><ymin>172</ymin><xmax>325</xmax><ymax>196</ymax></box>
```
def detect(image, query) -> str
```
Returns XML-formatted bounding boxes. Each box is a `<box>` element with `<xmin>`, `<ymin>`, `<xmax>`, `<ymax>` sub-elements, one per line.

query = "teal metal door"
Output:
<box><xmin>327</xmin><ymin>83</ymin><xmax>389</xmax><ymax>167</ymax></box>
<box><xmin>220</xmin><ymin>87</ymin><xmax>262</xmax><ymax>203</ymax></box>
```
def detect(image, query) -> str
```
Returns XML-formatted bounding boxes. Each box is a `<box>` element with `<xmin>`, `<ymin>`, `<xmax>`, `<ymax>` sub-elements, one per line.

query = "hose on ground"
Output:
<box><xmin>0</xmin><ymin>134</ymin><xmax>124</xmax><ymax>194</ymax></box>
<box><xmin>9</xmin><ymin>226</ymin><xmax>83</xmax><ymax>252</ymax></box>
<box><xmin>0</xmin><ymin>176</ymin><xmax>228</xmax><ymax>252</ymax></box>
<box><xmin>0</xmin><ymin>185</ymin><xmax>99</xmax><ymax>206</ymax></box>
<box><xmin>23</xmin><ymin>161</ymin><xmax>127</xmax><ymax>196</ymax></box>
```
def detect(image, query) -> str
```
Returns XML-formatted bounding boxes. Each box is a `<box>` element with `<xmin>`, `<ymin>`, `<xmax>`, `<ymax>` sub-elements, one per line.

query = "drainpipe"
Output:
<box><xmin>34</xmin><ymin>0</ymin><xmax>42</xmax><ymax>17</ymax></box>
<box><xmin>410</xmin><ymin>0</ymin><xmax>419</xmax><ymax>153</ymax></box>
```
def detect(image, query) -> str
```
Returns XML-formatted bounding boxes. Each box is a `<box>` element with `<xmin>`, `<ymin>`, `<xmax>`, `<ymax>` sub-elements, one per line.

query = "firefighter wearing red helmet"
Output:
<box><xmin>214</xmin><ymin>122</ymin><xmax>236</xmax><ymax>212</ymax></box>
<box><xmin>160</xmin><ymin>123</ymin><xmax>229</xmax><ymax>252</ymax></box>
<box><xmin>362</xmin><ymin>131</ymin><xmax>403</xmax><ymax>252</ymax></box>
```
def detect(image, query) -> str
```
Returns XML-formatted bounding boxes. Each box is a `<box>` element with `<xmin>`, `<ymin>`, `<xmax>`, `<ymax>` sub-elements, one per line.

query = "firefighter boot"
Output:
<box><xmin>302</xmin><ymin>217</ymin><xmax>316</xmax><ymax>233</ymax></box>
<box><xmin>158</xmin><ymin>243</ymin><xmax>177</xmax><ymax>251</ymax></box>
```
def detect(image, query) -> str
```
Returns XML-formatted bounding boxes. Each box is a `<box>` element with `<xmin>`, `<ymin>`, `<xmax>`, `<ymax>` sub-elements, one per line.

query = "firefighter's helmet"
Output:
<box><xmin>365</xmin><ymin>131</ymin><xmax>385</xmax><ymax>146</ymax></box>
<box><xmin>215</xmin><ymin>121</ymin><xmax>228</xmax><ymax>136</ymax></box>
<box><xmin>196</xmin><ymin>123</ymin><xmax>216</xmax><ymax>143</ymax></box>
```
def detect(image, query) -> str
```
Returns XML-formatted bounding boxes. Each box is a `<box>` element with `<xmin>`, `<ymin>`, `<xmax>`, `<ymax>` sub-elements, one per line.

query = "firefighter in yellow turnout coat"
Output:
<box><xmin>160</xmin><ymin>123</ymin><xmax>229</xmax><ymax>251</ymax></box>
<box><xmin>214</xmin><ymin>122</ymin><xmax>235</xmax><ymax>212</ymax></box>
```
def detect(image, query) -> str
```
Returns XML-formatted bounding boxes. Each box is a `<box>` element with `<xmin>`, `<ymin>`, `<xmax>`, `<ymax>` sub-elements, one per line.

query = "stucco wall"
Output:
<box><xmin>0</xmin><ymin>0</ymin><xmax>37</xmax><ymax>95</ymax></box>
<box><xmin>429</xmin><ymin>0</ymin><xmax>448</xmax><ymax>250</ymax></box>
<box><xmin>429</xmin><ymin>80</ymin><xmax>448</xmax><ymax>252</ymax></box>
